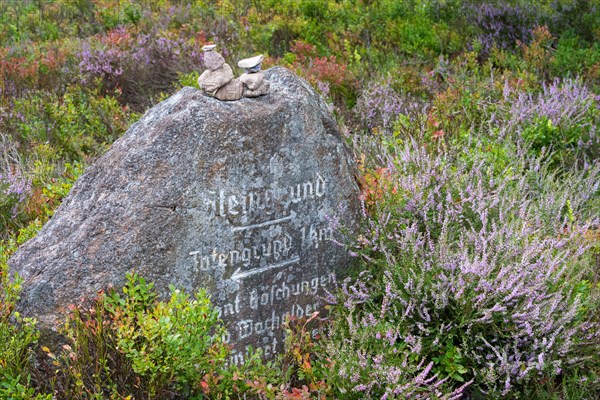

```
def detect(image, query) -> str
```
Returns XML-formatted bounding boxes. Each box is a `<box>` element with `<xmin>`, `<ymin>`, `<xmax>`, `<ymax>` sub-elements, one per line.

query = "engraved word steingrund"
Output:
<box><xmin>200</xmin><ymin>173</ymin><xmax>326</xmax><ymax>218</ymax></box>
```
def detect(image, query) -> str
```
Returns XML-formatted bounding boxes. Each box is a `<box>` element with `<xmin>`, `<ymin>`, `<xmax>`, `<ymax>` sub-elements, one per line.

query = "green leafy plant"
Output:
<box><xmin>110</xmin><ymin>274</ymin><xmax>228</xmax><ymax>398</ymax></box>
<box><xmin>0</xmin><ymin>236</ymin><xmax>48</xmax><ymax>399</ymax></box>
<box><xmin>47</xmin><ymin>272</ymin><xmax>231</xmax><ymax>399</ymax></box>
<box><xmin>432</xmin><ymin>342</ymin><xmax>469</xmax><ymax>382</ymax></box>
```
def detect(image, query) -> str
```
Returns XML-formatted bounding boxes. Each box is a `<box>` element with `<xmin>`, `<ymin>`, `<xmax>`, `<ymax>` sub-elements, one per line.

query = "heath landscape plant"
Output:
<box><xmin>501</xmin><ymin>77</ymin><xmax>600</xmax><ymax>166</ymax></box>
<box><xmin>0</xmin><ymin>166</ymin><xmax>31</xmax><ymax>234</ymax></box>
<box><xmin>44</xmin><ymin>272</ymin><xmax>233</xmax><ymax>399</ymax></box>
<box><xmin>328</xmin><ymin>134</ymin><xmax>600</xmax><ymax>398</ymax></box>
<box><xmin>78</xmin><ymin>26</ymin><xmax>204</xmax><ymax>110</ymax></box>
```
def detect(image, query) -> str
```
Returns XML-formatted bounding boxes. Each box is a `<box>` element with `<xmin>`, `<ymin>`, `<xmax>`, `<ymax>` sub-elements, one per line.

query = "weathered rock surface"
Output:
<box><xmin>240</xmin><ymin>72</ymin><xmax>265</xmax><ymax>91</ymax></box>
<box><xmin>9</xmin><ymin>67</ymin><xmax>360</xmax><ymax>362</ymax></box>
<box><xmin>214</xmin><ymin>78</ymin><xmax>243</xmax><ymax>101</ymax></box>
<box><xmin>203</xmin><ymin>50</ymin><xmax>225</xmax><ymax>71</ymax></box>
<box><xmin>197</xmin><ymin>63</ymin><xmax>234</xmax><ymax>93</ymax></box>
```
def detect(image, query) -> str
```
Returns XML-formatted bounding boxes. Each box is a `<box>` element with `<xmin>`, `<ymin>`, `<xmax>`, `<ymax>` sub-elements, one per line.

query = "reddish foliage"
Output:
<box><xmin>288</xmin><ymin>40</ymin><xmax>352</xmax><ymax>91</ymax></box>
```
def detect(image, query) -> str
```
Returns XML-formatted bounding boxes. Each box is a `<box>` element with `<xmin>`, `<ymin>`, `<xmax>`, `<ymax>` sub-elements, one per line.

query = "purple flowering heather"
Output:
<box><xmin>0</xmin><ymin>167</ymin><xmax>32</xmax><ymax>220</ymax></box>
<box><xmin>471</xmin><ymin>3</ymin><xmax>538</xmax><ymax>55</ymax></box>
<box><xmin>505</xmin><ymin>78</ymin><xmax>597</xmax><ymax>131</ymax></box>
<box><xmin>322</xmin><ymin>134</ymin><xmax>599</xmax><ymax>397</ymax></box>
<box><xmin>77</xmin><ymin>28</ymin><xmax>204</xmax><ymax>108</ymax></box>
<box><xmin>499</xmin><ymin>77</ymin><xmax>599</xmax><ymax>162</ymax></box>
<box><xmin>355</xmin><ymin>78</ymin><xmax>407</xmax><ymax>133</ymax></box>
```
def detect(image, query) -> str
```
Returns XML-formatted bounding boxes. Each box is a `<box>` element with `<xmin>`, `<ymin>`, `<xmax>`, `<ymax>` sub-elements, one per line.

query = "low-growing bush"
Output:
<box><xmin>78</xmin><ymin>26</ymin><xmax>204</xmax><ymax>110</ymax></box>
<box><xmin>42</xmin><ymin>272</ymin><xmax>230</xmax><ymax>399</ymax></box>
<box><xmin>1</xmin><ymin>231</ymin><xmax>50</xmax><ymax>400</ymax></box>
<box><xmin>471</xmin><ymin>2</ymin><xmax>538</xmax><ymax>56</ymax></box>
<box><xmin>284</xmin><ymin>40</ymin><xmax>357</xmax><ymax>108</ymax></box>
<box><xmin>326</xmin><ymin>135</ymin><xmax>600</xmax><ymax>398</ymax></box>
<box><xmin>501</xmin><ymin>77</ymin><xmax>599</xmax><ymax>166</ymax></box>
<box><xmin>4</xmin><ymin>86</ymin><xmax>131</xmax><ymax>161</ymax></box>
<box><xmin>0</xmin><ymin>166</ymin><xmax>31</xmax><ymax>233</ymax></box>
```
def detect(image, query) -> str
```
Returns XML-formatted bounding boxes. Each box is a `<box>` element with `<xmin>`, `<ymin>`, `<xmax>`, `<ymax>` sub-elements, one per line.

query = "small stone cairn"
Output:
<box><xmin>238</xmin><ymin>54</ymin><xmax>270</xmax><ymax>97</ymax></box>
<box><xmin>197</xmin><ymin>45</ymin><xmax>269</xmax><ymax>101</ymax></box>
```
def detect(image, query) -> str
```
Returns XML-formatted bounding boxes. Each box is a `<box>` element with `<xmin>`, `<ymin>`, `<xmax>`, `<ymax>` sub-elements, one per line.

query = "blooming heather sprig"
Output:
<box><xmin>77</xmin><ymin>27</ymin><xmax>204</xmax><ymax>108</ymax></box>
<box><xmin>355</xmin><ymin>78</ymin><xmax>409</xmax><ymax>134</ymax></box>
<box><xmin>498</xmin><ymin>78</ymin><xmax>599</xmax><ymax>162</ymax></box>
<box><xmin>505</xmin><ymin>78</ymin><xmax>597</xmax><ymax>132</ymax></box>
<box><xmin>471</xmin><ymin>3</ymin><xmax>537</xmax><ymax>55</ymax></box>
<box><xmin>326</xmin><ymin>134</ymin><xmax>599</xmax><ymax>397</ymax></box>
<box><xmin>0</xmin><ymin>167</ymin><xmax>32</xmax><ymax>219</ymax></box>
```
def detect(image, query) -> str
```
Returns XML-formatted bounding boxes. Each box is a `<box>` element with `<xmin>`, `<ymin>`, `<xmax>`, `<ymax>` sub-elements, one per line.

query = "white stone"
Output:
<box><xmin>238</xmin><ymin>54</ymin><xmax>264</xmax><ymax>69</ymax></box>
<box><xmin>202</xmin><ymin>44</ymin><xmax>217</xmax><ymax>51</ymax></box>
<box><xmin>197</xmin><ymin>63</ymin><xmax>234</xmax><ymax>93</ymax></box>
<box><xmin>239</xmin><ymin>72</ymin><xmax>265</xmax><ymax>91</ymax></box>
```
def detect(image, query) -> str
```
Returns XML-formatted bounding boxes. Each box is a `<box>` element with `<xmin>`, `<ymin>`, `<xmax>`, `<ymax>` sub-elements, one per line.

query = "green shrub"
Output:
<box><xmin>47</xmin><ymin>272</ymin><xmax>231</xmax><ymax>399</ymax></box>
<box><xmin>7</xmin><ymin>86</ymin><xmax>130</xmax><ymax>161</ymax></box>
<box><xmin>0</xmin><ymin>234</ymin><xmax>49</xmax><ymax>399</ymax></box>
<box><xmin>551</xmin><ymin>34</ymin><xmax>600</xmax><ymax>81</ymax></box>
<box><xmin>177</xmin><ymin>71</ymin><xmax>200</xmax><ymax>89</ymax></box>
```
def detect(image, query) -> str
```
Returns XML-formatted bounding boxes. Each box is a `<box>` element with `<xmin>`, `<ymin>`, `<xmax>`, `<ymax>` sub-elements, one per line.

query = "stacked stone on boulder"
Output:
<box><xmin>214</xmin><ymin>77</ymin><xmax>244</xmax><ymax>101</ymax></box>
<box><xmin>9</xmin><ymin>67</ymin><xmax>360</xmax><ymax>362</ymax></box>
<box><xmin>198</xmin><ymin>63</ymin><xmax>234</xmax><ymax>93</ymax></box>
<box><xmin>238</xmin><ymin>54</ymin><xmax>270</xmax><ymax>97</ymax></box>
<box><xmin>198</xmin><ymin>47</ymin><xmax>271</xmax><ymax>101</ymax></box>
<box><xmin>197</xmin><ymin>45</ymin><xmax>243</xmax><ymax>101</ymax></box>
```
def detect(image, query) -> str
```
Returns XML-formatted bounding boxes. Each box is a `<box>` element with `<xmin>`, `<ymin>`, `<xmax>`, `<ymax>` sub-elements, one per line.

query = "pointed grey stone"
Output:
<box><xmin>203</xmin><ymin>50</ymin><xmax>225</xmax><ymax>71</ymax></box>
<box><xmin>9</xmin><ymin>67</ymin><xmax>361</xmax><ymax>360</ymax></box>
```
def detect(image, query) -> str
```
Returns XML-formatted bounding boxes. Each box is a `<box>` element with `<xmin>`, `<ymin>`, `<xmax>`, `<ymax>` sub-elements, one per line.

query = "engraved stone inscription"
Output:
<box><xmin>8</xmin><ymin>69</ymin><xmax>360</xmax><ymax>355</ymax></box>
<box><xmin>187</xmin><ymin>159</ymin><xmax>348</xmax><ymax>362</ymax></box>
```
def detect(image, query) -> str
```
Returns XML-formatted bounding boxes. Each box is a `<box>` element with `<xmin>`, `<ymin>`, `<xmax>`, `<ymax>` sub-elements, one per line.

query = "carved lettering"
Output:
<box><xmin>303</xmin><ymin>181</ymin><xmax>314</xmax><ymax>198</ymax></box>
<box><xmin>190</xmin><ymin>233</ymin><xmax>294</xmax><ymax>272</ymax></box>
<box><xmin>228</xmin><ymin>195</ymin><xmax>240</xmax><ymax>215</ymax></box>
<box><xmin>194</xmin><ymin>168</ymin><xmax>339</xmax><ymax>362</ymax></box>
<box><xmin>199</xmin><ymin>173</ymin><xmax>328</xmax><ymax>219</ymax></box>
<box><xmin>301</xmin><ymin>223</ymin><xmax>332</xmax><ymax>250</ymax></box>
<box><xmin>249</xmin><ymin>273</ymin><xmax>334</xmax><ymax>310</ymax></box>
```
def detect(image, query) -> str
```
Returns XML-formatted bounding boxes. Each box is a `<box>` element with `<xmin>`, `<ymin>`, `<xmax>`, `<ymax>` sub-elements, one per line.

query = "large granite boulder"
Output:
<box><xmin>9</xmin><ymin>67</ymin><xmax>360</xmax><ymax>361</ymax></box>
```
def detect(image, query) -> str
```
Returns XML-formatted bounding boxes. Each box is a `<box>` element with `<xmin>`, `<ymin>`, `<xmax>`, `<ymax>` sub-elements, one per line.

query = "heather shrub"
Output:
<box><xmin>330</xmin><ymin>135</ymin><xmax>600</xmax><ymax>398</ymax></box>
<box><xmin>500</xmin><ymin>78</ymin><xmax>600</xmax><ymax>166</ymax></box>
<box><xmin>311</xmin><ymin>291</ymin><xmax>470</xmax><ymax>399</ymax></box>
<box><xmin>0</xmin><ymin>158</ymin><xmax>83</xmax><ymax>241</ymax></box>
<box><xmin>78</xmin><ymin>26</ymin><xmax>204</xmax><ymax>110</ymax></box>
<box><xmin>471</xmin><ymin>2</ymin><xmax>538</xmax><ymax>56</ymax></box>
<box><xmin>354</xmin><ymin>77</ymin><xmax>407</xmax><ymax>134</ymax></box>
<box><xmin>0</xmin><ymin>166</ymin><xmax>31</xmax><ymax>233</ymax></box>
